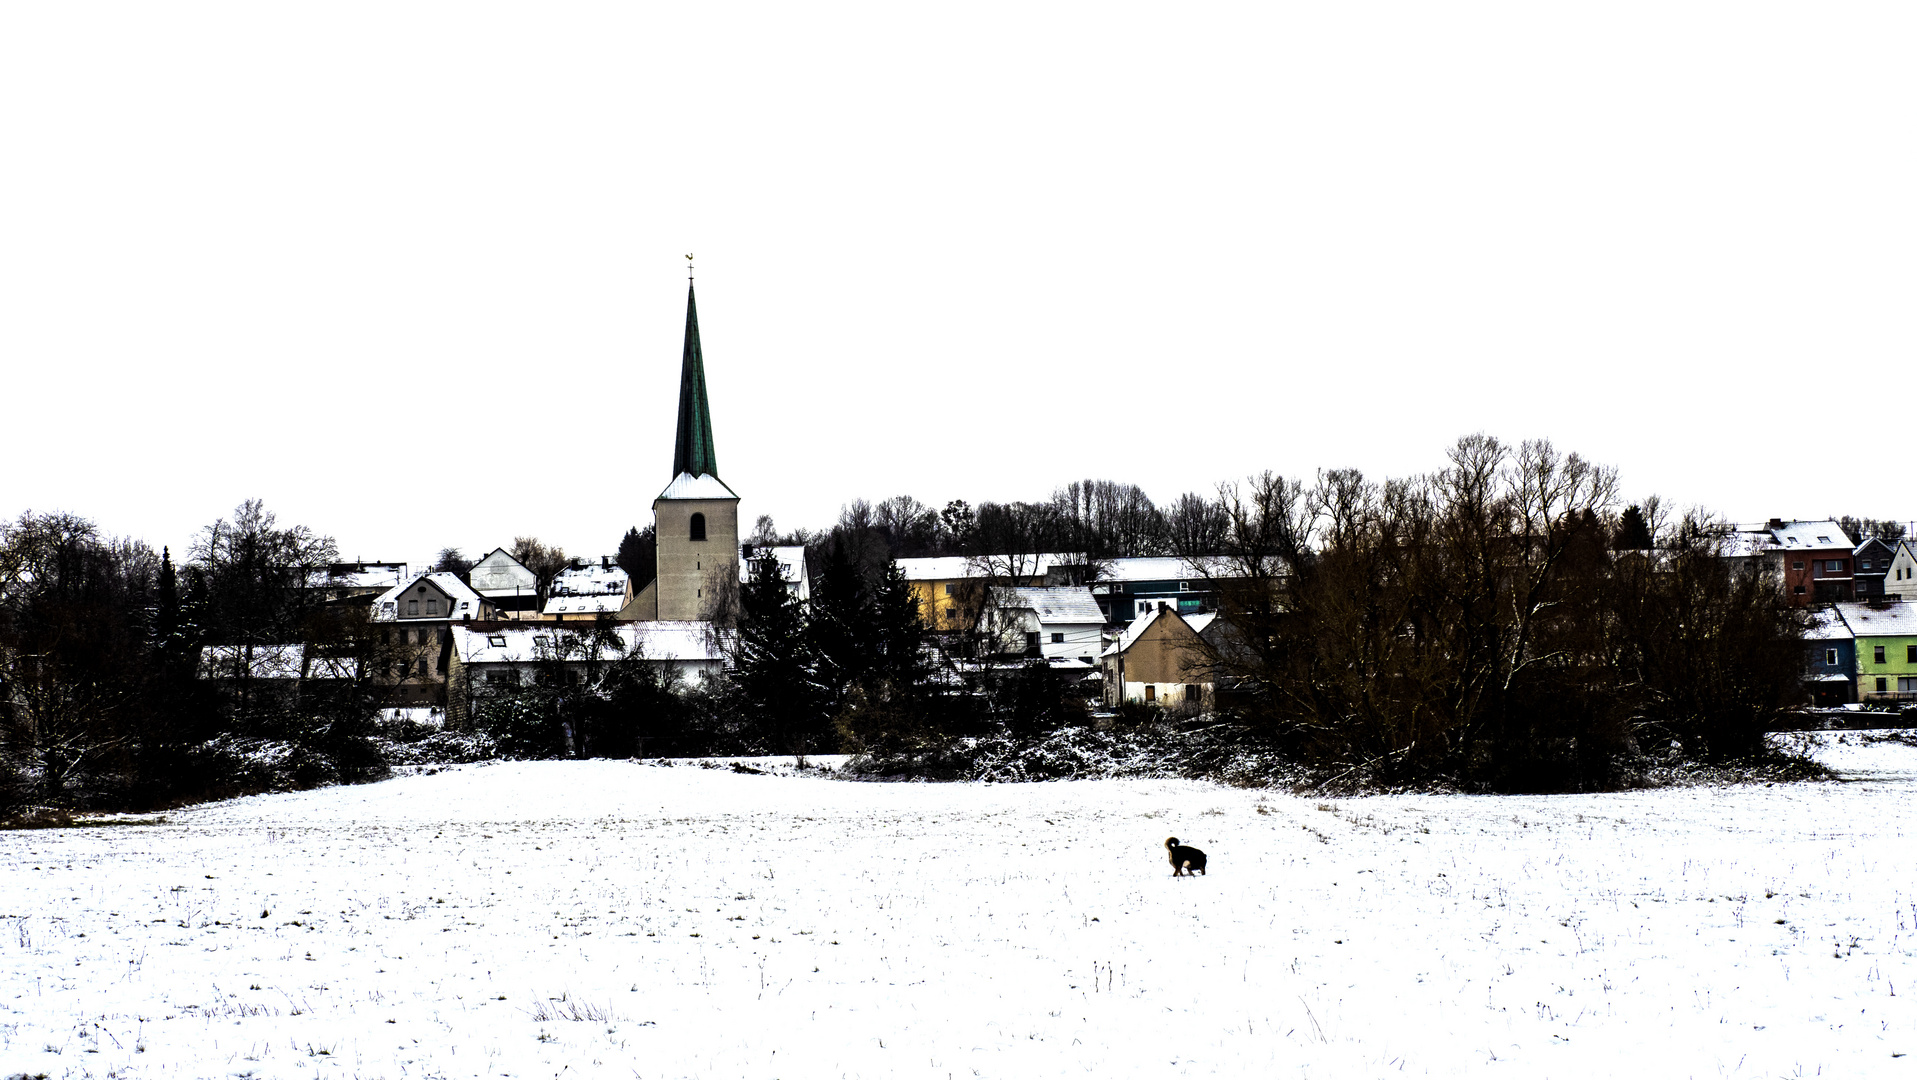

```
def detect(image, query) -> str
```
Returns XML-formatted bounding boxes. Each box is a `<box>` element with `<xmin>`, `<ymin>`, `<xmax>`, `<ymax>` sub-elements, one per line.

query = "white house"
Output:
<box><xmin>739</xmin><ymin>544</ymin><xmax>810</xmax><ymax>601</ymax></box>
<box><xmin>981</xmin><ymin>586</ymin><xmax>1107</xmax><ymax>668</ymax></box>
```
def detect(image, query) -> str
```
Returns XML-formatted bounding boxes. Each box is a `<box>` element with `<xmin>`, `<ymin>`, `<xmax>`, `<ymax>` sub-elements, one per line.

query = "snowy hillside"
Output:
<box><xmin>3</xmin><ymin>733</ymin><xmax>1915</xmax><ymax>1078</ymax></box>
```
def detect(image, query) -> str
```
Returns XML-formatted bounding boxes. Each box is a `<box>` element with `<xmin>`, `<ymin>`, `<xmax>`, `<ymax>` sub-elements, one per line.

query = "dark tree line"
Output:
<box><xmin>1178</xmin><ymin>437</ymin><xmax>1809</xmax><ymax>792</ymax></box>
<box><xmin>0</xmin><ymin>501</ymin><xmax>405</xmax><ymax>812</ymax></box>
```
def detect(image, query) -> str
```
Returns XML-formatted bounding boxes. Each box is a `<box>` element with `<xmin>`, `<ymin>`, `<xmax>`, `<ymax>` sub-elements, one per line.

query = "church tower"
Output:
<box><xmin>647</xmin><ymin>279</ymin><xmax>739</xmax><ymax>622</ymax></box>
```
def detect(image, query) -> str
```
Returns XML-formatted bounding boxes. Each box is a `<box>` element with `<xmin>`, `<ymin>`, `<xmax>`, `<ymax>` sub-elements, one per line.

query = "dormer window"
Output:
<box><xmin>1818</xmin><ymin>536</ymin><xmax>1832</xmax><ymax>544</ymax></box>
<box><xmin>690</xmin><ymin>512</ymin><xmax>707</xmax><ymax>541</ymax></box>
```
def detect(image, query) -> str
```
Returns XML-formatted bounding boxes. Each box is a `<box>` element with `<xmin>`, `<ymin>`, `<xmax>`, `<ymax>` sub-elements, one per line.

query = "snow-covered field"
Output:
<box><xmin>4</xmin><ymin>734</ymin><xmax>1916</xmax><ymax>1079</ymax></box>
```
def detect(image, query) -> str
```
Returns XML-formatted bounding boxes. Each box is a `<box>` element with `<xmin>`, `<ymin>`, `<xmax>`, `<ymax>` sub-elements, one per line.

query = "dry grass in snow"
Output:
<box><xmin>2</xmin><ymin>732</ymin><xmax>1915</xmax><ymax>1077</ymax></box>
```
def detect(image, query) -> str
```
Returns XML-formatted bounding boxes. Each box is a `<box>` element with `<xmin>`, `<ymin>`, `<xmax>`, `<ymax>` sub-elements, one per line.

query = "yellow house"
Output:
<box><xmin>895</xmin><ymin>555</ymin><xmax>1061</xmax><ymax>632</ymax></box>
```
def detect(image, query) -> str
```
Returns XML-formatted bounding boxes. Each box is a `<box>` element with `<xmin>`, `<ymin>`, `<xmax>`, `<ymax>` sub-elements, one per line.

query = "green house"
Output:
<box><xmin>1837</xmin><ymin>600</ymin><xmax>1917</xmax><ymax>701</ymax></box>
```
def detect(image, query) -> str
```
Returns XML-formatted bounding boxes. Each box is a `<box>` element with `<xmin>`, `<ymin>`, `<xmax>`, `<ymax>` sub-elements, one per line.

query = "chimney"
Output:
<box><xmin>1766</xmin><ymin>518</ymin><xmax>1785</xmax><ymax>531</ymax></box>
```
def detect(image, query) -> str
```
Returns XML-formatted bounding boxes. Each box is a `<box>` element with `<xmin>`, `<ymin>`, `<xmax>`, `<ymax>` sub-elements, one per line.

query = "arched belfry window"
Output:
<box><xmin>689</xmin><ymin>512</ymin><xmax>707</xmax><ymax>541</ymax></box>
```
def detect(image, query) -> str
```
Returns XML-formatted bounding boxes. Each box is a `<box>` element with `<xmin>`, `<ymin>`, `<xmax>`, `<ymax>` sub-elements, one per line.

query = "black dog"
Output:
<box><xmin>1166</xmin><ymin>837</ymin><xmax>1207</xmax><ymax>877</ymax></box>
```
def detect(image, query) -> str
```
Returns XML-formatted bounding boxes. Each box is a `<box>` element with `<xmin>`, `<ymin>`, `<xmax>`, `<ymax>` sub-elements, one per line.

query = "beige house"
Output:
<box><xmin>370</xmin><ymin>572</ymin><xmax>494</xmax><ymax>704</ymax></box>
<box><xmin>1100</xmin><ymin>607</ymin><xmax>1216</xmax><ymax>710</ymax></box>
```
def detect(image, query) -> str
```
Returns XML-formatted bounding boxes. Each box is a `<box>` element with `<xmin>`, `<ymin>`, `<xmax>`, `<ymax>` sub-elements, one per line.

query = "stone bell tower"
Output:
<box><xmin>643</xmin><ymin>277</ymin><xmax>738</xmax><ymax>622</ymax></box>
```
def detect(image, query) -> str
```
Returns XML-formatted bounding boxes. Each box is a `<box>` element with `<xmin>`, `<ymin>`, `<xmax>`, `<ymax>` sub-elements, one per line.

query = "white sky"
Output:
<box><xmin>3</xmin><ymin>3</ymin><xmax>1912</xmax><ymax>563</ymax></box>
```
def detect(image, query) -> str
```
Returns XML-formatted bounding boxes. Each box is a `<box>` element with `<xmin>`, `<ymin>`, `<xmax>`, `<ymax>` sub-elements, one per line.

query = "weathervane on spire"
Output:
<box><xmin>685</xmin><ymin>252</ymin><xmax>694</xmax><ymax>282</ymax></box>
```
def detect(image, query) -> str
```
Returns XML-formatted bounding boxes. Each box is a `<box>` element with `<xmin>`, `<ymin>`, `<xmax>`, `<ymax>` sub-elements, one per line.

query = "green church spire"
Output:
<box><xmin>671</xmin><ymin>282</ymin><xmax>719</xmax><ymax>478</ymax></box>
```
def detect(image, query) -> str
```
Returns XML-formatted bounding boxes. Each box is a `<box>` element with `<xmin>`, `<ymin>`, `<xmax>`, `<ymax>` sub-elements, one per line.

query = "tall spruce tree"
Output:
<box><xmin>732</xmin><ymin>552</ymin><xmax>827</xmax><ymax>761</ymax></box>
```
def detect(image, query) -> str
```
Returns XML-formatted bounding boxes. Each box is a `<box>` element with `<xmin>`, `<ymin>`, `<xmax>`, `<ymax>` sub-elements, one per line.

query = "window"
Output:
<box><xmin>945</xmin><ymin>607</ymin><xmax>956</xmax><ymax>621</ymax></box>
<box><xmin>427</xmin><ymin>598</ymin><xmax>439</xmax><ymax>615</ymax></box>
<box><xmin>417</xmin><ymin>658</ymin><xmax>428</xmax><ymax>677</ymax></box>
<box><xmin>1875</xmin><ymin>645</ymin><xmax>1887</xmax><ymax>664</ymax></box>
<box><xmin>1908</xmin><ymin>644</ymin><xmax>1916</xmax><ymax>664</ymax></box>
<box><xmin>1878</xmin><ymin>677</ymin><xmax>1889</xmax><ymax>693</ymax></box>
<box><xmin>1793</xmin><ymin>585</ymin><xmax>1805</xmax><ymax>595</ymax></box>
<box><xmin>1051</xmin><ymin>632</ymin><xmax>1064</xmax><ymax>644</ymax></box>
<box><xmin>1902</xmin><ymin>677</ymin><xmax>1917</xmax><ymax>694</ymax></box>
<box><xmin>1144</xmin><ymin>685</ymin><xmax>1156</xmax><ymax>702</ymax></box>
<box><xmin>1826</xmin><ymin>648</ymin><xmax>1838</xmax><ymax>666</ymax></box>
<box><xmin>1185</xmin><ymin>684</ymin><xmax>1203</xmax><ymax>702</ymax></box>
<box><xmin>407</xmin><ymin>599</ymin><xmax>419</xmax><ymax>616</ymax></box>
<box><xmin>1827</xmin><ymin>560</ymin><xmax>1847</xmax><ymax>574</ymax></box>
<box><xmin>486</xmin><ymin>634</ymin><xmax>506</xmax><ymax>647</ymax></box>
<box><xmin>1862</xmin><ymin>559</ymin><xmax>1873</xmax><ymax>570</ymax></box>
<box><xmin>1024</xmin><ymin>631</ymin><xmax>1040</xmax><ymax>655</ymax></box>
<box><xmin>1817</xmin><ymin>536</ymin><xmax>1832</xmax><ymax>544</ymax></box>
<box><xmin>1792</xmin><ymin>561</ymin><xmax>1805</xmax><ymax>571</ymax></box>
<box><xmin>1178</xmin><ymin>581</ymin><xmax>1191</xmax><ymax>592</ymax></box>
<box><xmin>689</xmin><ymin>513</ymin><xmax>707</xmax><ymax>541</ymax></box>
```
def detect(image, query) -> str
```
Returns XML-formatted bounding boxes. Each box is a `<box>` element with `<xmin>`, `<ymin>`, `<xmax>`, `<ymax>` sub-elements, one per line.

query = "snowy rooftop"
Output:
<box><xmin>551</xmin><ymin>560</ymin><xmax>630</xmax><ymax>597</ymax></box>
<box><xmin>740</xmin><ymin>544</ymin><xmax>806</xmax><ymax>584</ymax></box>
<box><xmin>303</xmin><ymin>563</ymin><xmax>409</xmax><ymax>591</ymax></box>
<box><xmin>1096</xmin><ymin>556</ymin><xmax>1227</xmax><ymax>582</ymax></box>
<box><xmin>451</xmin><ymin>622</ymin><xmax>726</xmax><ymax>664</ymax></box>
<box><xmin>894</xmin><ymin>554</ymin><xmax>1072</xmax><ymax>581</ymax></box>
<box><xmin>1833</xmin><ymin>600</ymin><xmax>1917</xmax><ymax>637</ymax></box>
<box><xmin>541</xmin><ymin>593</ymin><xmax>627</xmax><ymax>616</ymax></box>
<box><xmin>1770</xmin><ymin>520</ymin><xmax>1853</xmax><ymax>550</ymax></box>
<box><xmin>1804</xmin><ymin>607</ymin><xmax>1853</xmax><ymax>641</ymax></box>
<box><xmin>1102</xmin><ymin>606</ymin><xmax>1172</xmax><ymax>657</ymax></box>
<box><xmin>658</xmin><ymin>472</ymin><xmax>738</xmax><ymax>501</ymax></box>
<box><xmin>371</xmin><ymin>572</ymin><xmax>486</xmax><ymax>622</ymax></box>
<box><xmin>988</xmin><ymin>586</ymin><xmax>1105</xmax><ymax>624</ymax></box>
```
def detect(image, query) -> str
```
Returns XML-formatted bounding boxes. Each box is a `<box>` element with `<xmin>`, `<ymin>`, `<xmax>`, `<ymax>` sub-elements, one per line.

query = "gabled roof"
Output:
<box><xmin>551</xmin><ymin>561</ymin><xmax>629</xmax><ymax>597</ymax></box>
<box><xmin>658</xmin><ymin>472</ymin><xmax>738</xmax><ymax>501</ymax></box>
<box><xmin>1771</xmin><ymin>521</ymin><xmax>1853</xmax><ymax>550</ymax></box>
<box><xmin>1102</xmin><ymin>606</ymin><xmax>1183</xmax><ymax>657</ymax></box>
<box><xmin>372</xmin><ymin>572</ymin><xmax>486</xmax><ymax>622</ymax></box>
<box><xmin>1804</xmin><ymin>607</ymin><xmax>1853</xmax><ymax>641</ymax></box>
<box><xmin>304</xmin><ymin>563</ymin><xmax>409</xmax><ymax>590</ymax></box>
<box><xmin>469</xmin><ymin>548</ymin><xmax>537</xmax><ymax>596</ymax></box>
<box><xmin>542</xmin><ymin>593</ymin><xmax>627</xmax><ymax>616</ymax></box>
<box><xmin>451</xmin><ymin>622</ymin><xmax>726</xmax><ymax>665</ymax></box>
<box><xmin>988</xmin><ymin>586</ymin><xmax>1105</xmax><ymax>625</ymax></box>
<box><xmin>1834</xmin><ymin>600</ymin><xmax>1917</xmax><ymax>637</ymax></box>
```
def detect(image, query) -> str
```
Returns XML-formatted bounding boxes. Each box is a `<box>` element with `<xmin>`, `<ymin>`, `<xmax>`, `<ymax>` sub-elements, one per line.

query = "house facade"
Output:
<box><xmin>1835</xmin><ymin>599</ymin><xmax>1917</xmax><ymax>703</ymax></box>
<box><xmin>1803</xmin><ymin>606</ymin><xmax>1855</xmax><ymax>706</ymax></box>
<box><xmin>1767</xmin><ymin>520</ymin><xmax>1855</xmax><ymax>605</ymax></box>
<box><xmin>1853</xmin><ymin>537</ymin><xmax>1896</xmax><ymax>601</ymax></box>
<box><xmin>895</xmin><ymin>554</ymin><xmax>1064</xmax><ymax>633</ymax></box>
<box><xmin>980</xmin><ymin>586</ymin><xmax>1106</xmax><ymax>668</ymax></box>
<box><xmin>1077</xmin><ymin>556</ymin><xmax>1230</xmax><ymax>627</ymax></box>
<box><xmin>1884</xmin><ymin>541</ymin><xmax>1917</xmax><ymax>602</ymax></box>
<box><xmin>370</xmin><ymin>571</ymin><xmax>494</xmax><ymax>703</ymax></box>
<box><xmin>468</xmin><ymin>548</ymin><xmax>541</xmax><ymax>618</ymax></box>
<box><xmin>446</xmin><ymin>621</ymin><xmax>727</xmax><ymax>726</ymax></box>
<box><xmin>1099</xmin><ymin>607</ymin><xmax>1215</xmax><ymax>710</ymax></box>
